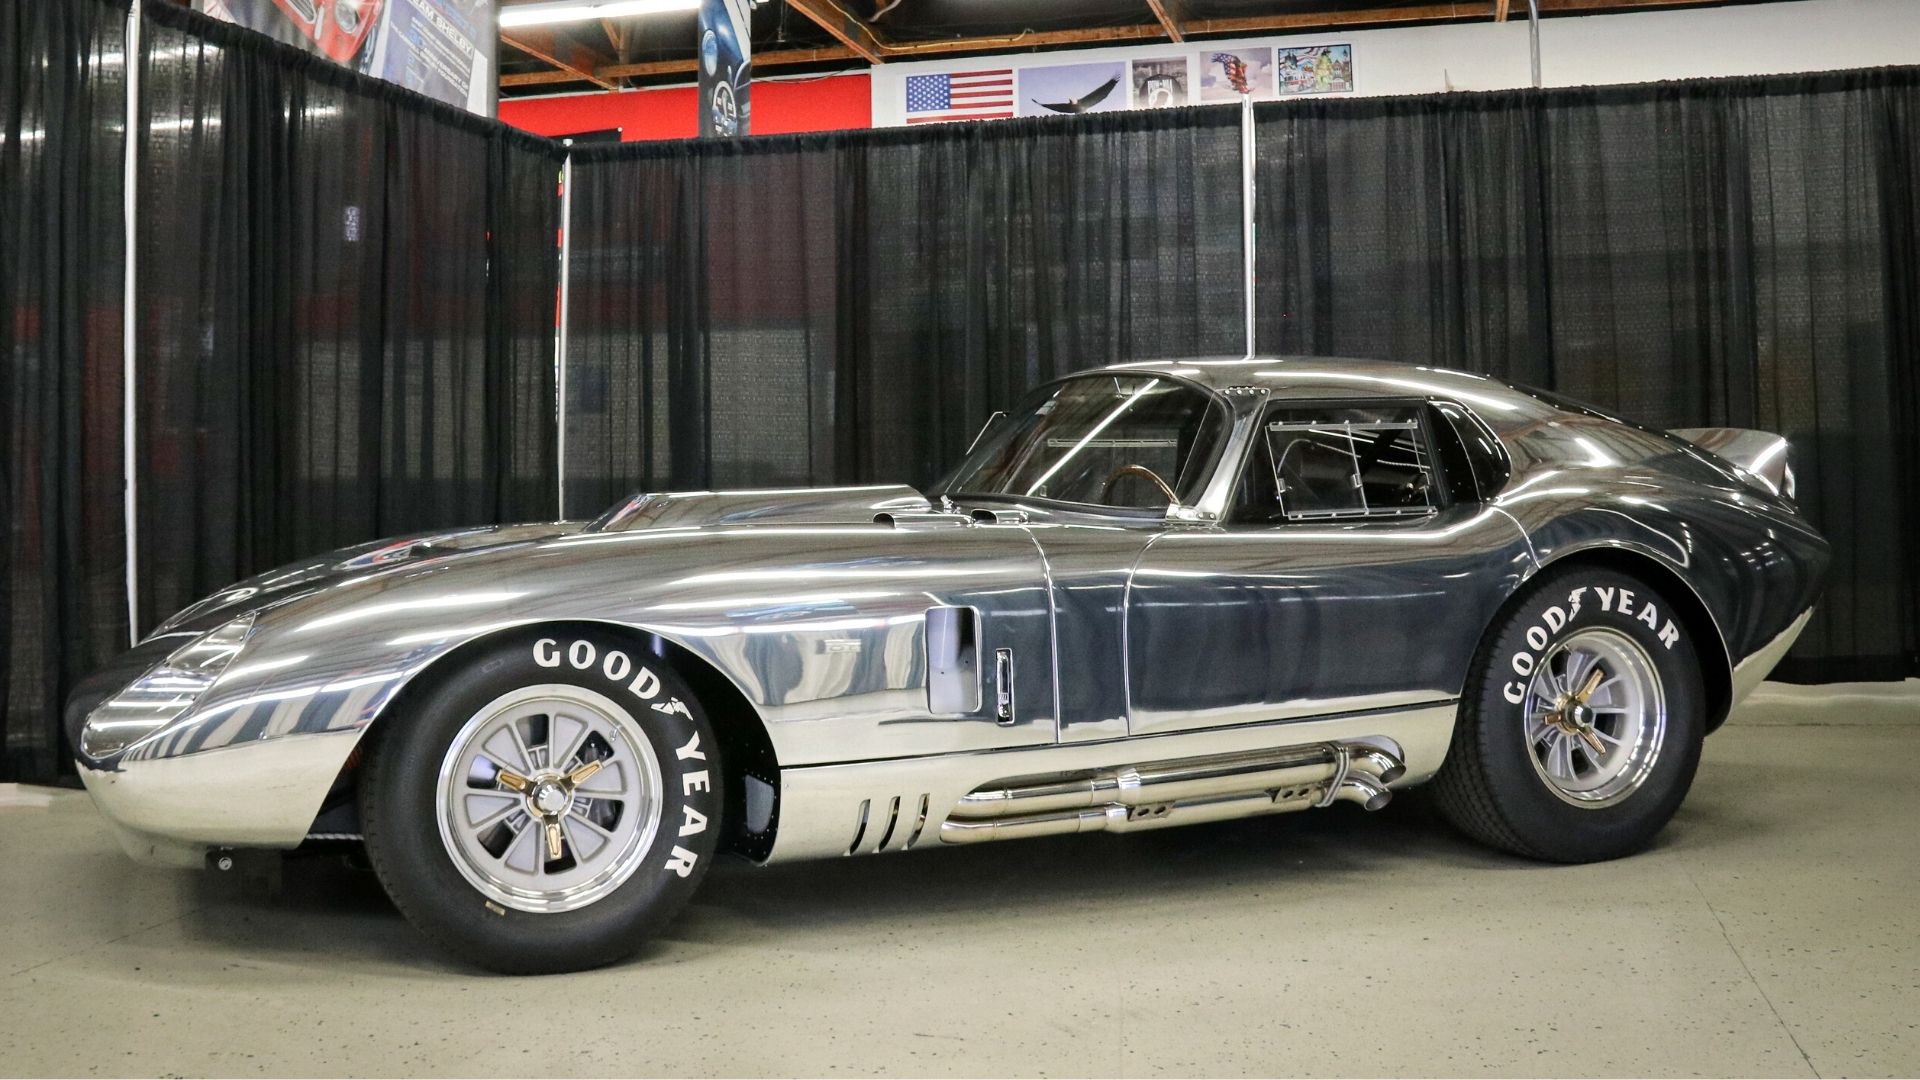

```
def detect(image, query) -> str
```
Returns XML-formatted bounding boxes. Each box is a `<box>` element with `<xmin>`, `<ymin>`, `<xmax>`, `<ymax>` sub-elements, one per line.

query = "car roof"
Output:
<box><xmin>1087</xmin><ymin>356</ymin><xmax>1554</xmax><ymax>428</ymax></box>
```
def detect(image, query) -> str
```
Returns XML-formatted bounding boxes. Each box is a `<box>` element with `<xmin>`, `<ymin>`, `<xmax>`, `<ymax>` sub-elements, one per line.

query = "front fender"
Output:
<box><xmin>73</xmin><ymin>520</ymin><xmax>1054</xmax><ymax>859</ymax></box>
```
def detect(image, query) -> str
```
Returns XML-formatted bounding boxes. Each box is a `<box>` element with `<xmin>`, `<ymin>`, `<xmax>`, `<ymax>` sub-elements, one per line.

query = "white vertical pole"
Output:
<box><xmin>556</xmin><ymin>151</ymin><xmax>573</xmax><ymax>519</ymax></box>
<box><xmin>1240</xmin><ymin>94</ymin><xmax>1256</xmax><ymax>360</ymax></box>
<box><xmin>122</xmin><ymin>0</ymin><xmax>142</xmax><ymax>645</ymax></box>
<box><xmin>1528</xmin><ymin>0</ymin><xmax>1543</xmax><ymax>88</ymax></box>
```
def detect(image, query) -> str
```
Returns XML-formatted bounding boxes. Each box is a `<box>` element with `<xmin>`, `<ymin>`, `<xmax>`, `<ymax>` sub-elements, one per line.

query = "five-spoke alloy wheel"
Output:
<box><xmin>1521</xmin><ymin>628</ymin><xmax>1667</xmax><ymax>809</ymax></box>
<box><xmin>360</xmin><ymin>629</ymin><xmax>723</xmax><ymax>974</ymax></box>
<box><xmin>435</xmin><ymin>684</ymin><xmax>666</xmax><ymax>915</ymax></box>
<box><xmin>1434</xmin><ymin>567</ymin><xmax>1706</xmax><ymax>863</ymax></box>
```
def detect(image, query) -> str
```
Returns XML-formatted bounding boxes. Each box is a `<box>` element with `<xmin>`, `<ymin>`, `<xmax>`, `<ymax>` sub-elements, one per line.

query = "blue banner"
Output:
<box><xmin>697</xmin><ymin>0</ymin><xmax>750</xmax><ymax>137</ymax></box>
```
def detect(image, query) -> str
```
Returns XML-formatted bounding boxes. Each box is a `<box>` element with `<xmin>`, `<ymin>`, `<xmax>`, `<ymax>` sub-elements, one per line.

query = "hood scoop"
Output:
<box><xmin>588</xmin><ymin>485</ymin><xmax>930</xmax><ymax>532</ymax></box>
<box><xmin>336</xmin><ymin>521</ymin><xmax>583</xmax><ymax>570</ymax></box>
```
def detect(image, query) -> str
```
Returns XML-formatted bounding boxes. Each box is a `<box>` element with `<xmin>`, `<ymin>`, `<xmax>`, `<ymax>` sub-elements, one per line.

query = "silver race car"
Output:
<box><xmin>69</xmin><ymin>358</ymin><xmax>1828</xmax><ymax>972</ymax></box>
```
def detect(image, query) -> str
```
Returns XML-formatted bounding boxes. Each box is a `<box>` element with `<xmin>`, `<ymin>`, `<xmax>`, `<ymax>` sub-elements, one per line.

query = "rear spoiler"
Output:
<box><xmin>1669</xmin><ymin>428</ymin><xmax>1795</xmax><ymax>501</ymax></box>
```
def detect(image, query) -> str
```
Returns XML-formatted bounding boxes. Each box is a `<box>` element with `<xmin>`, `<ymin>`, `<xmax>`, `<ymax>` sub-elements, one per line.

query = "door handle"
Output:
<box><xmin>993</xmin><ymin>648</ymin><xmax>1015</xmax><ymax>725</ymax></box>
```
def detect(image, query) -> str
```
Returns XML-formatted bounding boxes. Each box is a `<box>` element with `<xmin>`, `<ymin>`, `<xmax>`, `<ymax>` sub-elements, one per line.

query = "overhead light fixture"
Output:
<box><xmin>498</xmin><ymin>0</ymin><xmax>699</xmax><ymax>27</ymax></box>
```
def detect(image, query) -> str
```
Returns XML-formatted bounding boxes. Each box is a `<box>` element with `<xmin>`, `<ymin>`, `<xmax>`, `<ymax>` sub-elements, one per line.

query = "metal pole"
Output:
<box><xmin>1240</xmin><ymin>94</ymin><xmax>1256</xmax><ymax>359</ymax></box>
<box><xmin>122</xmin><ymin>0</ymin><xmax>142</xmax><ymax>645</ymax></box>
<box><xmin>556</xmin><ymin>151</ymin><xmax>573</xmax><ymax>519</ymax></box>
<box><xmin>1527</xmin><ymin>0</ymin><xmax>1542</xmax><ymax>88</ymax></box>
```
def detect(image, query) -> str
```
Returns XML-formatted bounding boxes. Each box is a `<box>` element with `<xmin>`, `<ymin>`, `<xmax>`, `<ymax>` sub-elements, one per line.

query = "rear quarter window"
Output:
<box><xmin>1236</xmin><ymin>403</ymin><xmax>1442</xmax><ymax>524</ymax></box>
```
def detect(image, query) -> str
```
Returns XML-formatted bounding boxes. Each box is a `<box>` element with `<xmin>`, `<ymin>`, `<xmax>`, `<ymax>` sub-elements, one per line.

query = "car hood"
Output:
<box><xmin>146</xmin><ymin>521</ymin><xmax>590</xmax><ymax>641</ymax></box>
<box><xmin>144</xmin><ymin>485</ymin><xmax>934</xmax><ymax>641</ymax></box>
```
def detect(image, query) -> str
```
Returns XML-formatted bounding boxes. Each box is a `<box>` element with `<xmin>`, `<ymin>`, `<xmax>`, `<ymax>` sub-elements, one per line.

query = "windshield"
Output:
<box><xmin>937</xmin><ymin>375</ymin><xmax>1231</xmax><ymax>510</ymax></box>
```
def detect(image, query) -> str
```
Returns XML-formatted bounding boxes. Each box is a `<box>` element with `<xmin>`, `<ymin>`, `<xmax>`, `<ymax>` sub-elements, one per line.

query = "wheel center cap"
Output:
<box><xmin>532</xmin><ymin>782</ymin><xmax>570</xmax><ymax>816</ymax></box>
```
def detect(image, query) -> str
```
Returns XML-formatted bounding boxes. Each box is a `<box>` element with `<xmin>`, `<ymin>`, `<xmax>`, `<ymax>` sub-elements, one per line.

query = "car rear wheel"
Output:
<box><xmin>1433</xmin><ymin>567</ymin><xmax>1707</xmax><ymax>863</ymax></box>
<box><xmin>360</xmin><ymin>629</ymin><xmax>723</xmax><ymax>973</ymax></box>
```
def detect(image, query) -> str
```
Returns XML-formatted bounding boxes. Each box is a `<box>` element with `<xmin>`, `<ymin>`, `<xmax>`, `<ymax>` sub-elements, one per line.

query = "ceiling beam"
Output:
<box><xmin>501</xmin><ymin>0</ymin><xmax>1723</xmax><ymax>92</ymax></box>
<box><xmin>1535</xmin><ymin>0</ymin><xmax>1722</xmax><ymax>9</ymax></box>
<box><xmin>501</xmin><ymin>45</ymin><xmax>863</xmax><ymax>89</ymax></box>
<box><xmin>871</xmin><ymin>0</ymin><xmax>1720</xmax><ymax>57</ymax></box>
<box><xmin>782</xmin><ymin>0</ymin><xmax>887</xmax><ymax>64</ymax></box>
<box><xmin>501</xmin><ymin>69</ymin><xmax>596</xmax><ymax>87</ymax></box>
<box><xmin>871</xmin><ymin>3</ymin><xmax>1501</xmax><ymax>57</ymax></box>
<box><xmin>597</xmin><ymin>45</ymin><xmax>862</xmax><ymax>79</ymax></box>
<box><xmin>601</xmin><ymin>18</ymin><xmax>629</xmax><ymax>61</ymax></box>
<box><xmin>1174</xmin><ymin>2</ymin><xmax>1500</xmax><ymax>37</ymax></box>
<box><xmin>1145</xmin><ymin>0</ymin><xmax>1185</xmax><ymax>42</ymax></box>
<box><xmin>501</xmin><ymin>26</ymin><xmax>620</xmax><ymax>90</ymax></box>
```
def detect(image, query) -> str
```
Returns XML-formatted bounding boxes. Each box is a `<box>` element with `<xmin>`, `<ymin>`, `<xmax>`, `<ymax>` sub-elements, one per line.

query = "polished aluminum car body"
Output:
<box><xmin>68</xmin><ymin>357</ymin><xmax>1829</xmax><ymax>868</ymax></box>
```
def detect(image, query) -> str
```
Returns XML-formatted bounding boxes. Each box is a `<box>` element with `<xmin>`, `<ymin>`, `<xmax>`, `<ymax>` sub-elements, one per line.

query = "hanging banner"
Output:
<box><xmin>698</xmin><ymin>0</ymin><xmax>751</xmax><ymax>137</ymax></box>
<box><xmin>875</xmin><ymin>35</ymin><xmax>1362</xmax><ymax>127</ymax></box>
<box><xmin>195</xmin><ymin>0</ymin><xmax>493</xmax><ymax>115</ymax></box>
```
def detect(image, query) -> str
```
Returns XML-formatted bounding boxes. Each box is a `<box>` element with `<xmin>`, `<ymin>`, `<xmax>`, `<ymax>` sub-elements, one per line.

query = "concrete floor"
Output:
<box><xmin>2</xmin><ymin>683</ymin><xmax>1916</xmax><ymax>1078</ymax></box>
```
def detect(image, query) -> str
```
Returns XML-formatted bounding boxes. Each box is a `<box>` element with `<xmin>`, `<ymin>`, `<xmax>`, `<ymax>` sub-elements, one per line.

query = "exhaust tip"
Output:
<box><xmin>1333</xmin><ymin>775</ymin><xmax>1393</xmax><ymax>812</ymax></box>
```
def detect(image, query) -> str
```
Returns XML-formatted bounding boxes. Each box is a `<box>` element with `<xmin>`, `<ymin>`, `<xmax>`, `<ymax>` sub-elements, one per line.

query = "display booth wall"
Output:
<box><xmin>3</xmin><ymin>0</ymin><xmax>1917</xmax><ymax>781</ymax></box>
<box><xmin>558</xmin><ymin>110</ymin><xmax>1247</xmax><ymax>514</ymax></box>
<box><xmin>134</xmin><ymin>3</ymin><xmax>564</xmax><ymax>636</ymax></box>
<box><xmin>2</xmin><ymin>0</ymin><xmax>130</xmax><ymax>782</ymax></box>
<box><xmin>1248</xmin><ymin>76</ymin><xmax>1920</xmax><ymax>681</ymax></box>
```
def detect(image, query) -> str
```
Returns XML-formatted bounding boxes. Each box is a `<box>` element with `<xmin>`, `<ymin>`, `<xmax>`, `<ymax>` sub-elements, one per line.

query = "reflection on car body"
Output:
<box><xmin>68</xmin><ymin>356</ymin><xmax>1828</xmax><ymax>971</ymax></box>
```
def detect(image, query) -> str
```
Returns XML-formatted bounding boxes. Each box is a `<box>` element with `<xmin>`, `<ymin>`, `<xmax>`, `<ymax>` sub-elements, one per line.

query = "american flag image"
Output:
<box><xmin>904</xmin><ymin>69</ymin><xmax>1015</xmax><ymax>124</ymax></box>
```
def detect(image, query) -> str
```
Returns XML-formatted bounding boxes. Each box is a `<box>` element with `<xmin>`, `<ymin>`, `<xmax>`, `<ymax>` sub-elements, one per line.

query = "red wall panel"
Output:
<box><xmin>499</xmin><ymin>74</ymin><xmax>871</xmax><ymax>142</ymax></box>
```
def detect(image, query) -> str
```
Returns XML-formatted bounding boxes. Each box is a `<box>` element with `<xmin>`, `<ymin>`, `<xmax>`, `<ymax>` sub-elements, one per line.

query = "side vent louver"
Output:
<box><xmin>846</xmin><ymin>799</ymin><xmax>871</xmax><ymax>856</ymax></box>
<box><xmin>906</xmin><ymin>793</ymin><xmax>930</xmax><ymax>849</ymax></box>
<box><xmin>846</xmin><ymin>793</ymin><xmax>932</xmax><ymax>855</ymax></box>
<box><xmin>873</xmin><ymin>796</ymin><xmax>903</xmax><ymax>851</ymax></box>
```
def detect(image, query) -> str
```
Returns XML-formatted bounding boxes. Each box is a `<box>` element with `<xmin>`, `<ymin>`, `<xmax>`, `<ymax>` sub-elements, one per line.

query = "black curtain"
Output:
<box><xmin>134</xmin><ymin>3</ymin><xmax>563</xmax><ymax>634</ymax></box>
<box><xmin>8</xmin><ymin>9</ymin><xmax>1919</xmax><ymax>787</ymax></box>
<box><xmin>1254</xmin><ymin>69</ymin><xmax>1920</xmax><ymax>681</ymax></box>
<box><xmin>0</xmin><ymin>0</ymin><xmax>128</xmax><ymax>782</ymax></box>
<box><xmin>561</xmin><ymin>107</ymin><xmax>1246</xmax><ymax>516</ymax></box>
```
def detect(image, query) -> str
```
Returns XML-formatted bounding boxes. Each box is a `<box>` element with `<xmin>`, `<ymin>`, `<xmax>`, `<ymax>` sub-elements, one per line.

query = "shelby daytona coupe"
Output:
<box><xmin>69</xmin><ymin>358</ymin><xmax>1827</xmax><ymax>972</ymax></box>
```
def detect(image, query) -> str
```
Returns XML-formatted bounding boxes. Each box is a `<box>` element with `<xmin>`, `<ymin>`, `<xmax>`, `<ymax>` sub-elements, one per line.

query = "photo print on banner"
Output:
<box><xmin>1199</xmin><ymin>47</ymin><xmax>1274</xmax><ymax>101</ymax></box>
<box><xmin>1018</xmin><ymin>61</ymin><xmax>1128</xmax><ymax>117</ymax></box>
<box><xmin>698</xmin><ymin>0</ymin><xmax>752</xmax><ymax>136</ymax></box>
<box><xmin>1130</xmin><ymin>57</ymin><xmax>1189</xmax><ymax>108</ymax></box>
<box><xmin>905</xmin><ymin>68</ymin><xmax>1015</xmax><ymax>123</ymax></box>
<box><xmin>196</xmin><ymin>0</ymin><xmax>493</xmax><ymax>113</ymax></box>
<box><xmin>1276</xmin><ymin>44</ymin><xmax>1354</xmax><ymax>95</ymax></box>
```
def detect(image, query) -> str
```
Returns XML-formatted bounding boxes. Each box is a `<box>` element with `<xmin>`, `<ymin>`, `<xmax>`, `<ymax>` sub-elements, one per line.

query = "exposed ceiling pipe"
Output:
<box><xmin>1528</xmin><ymin>0</ymin><xmax>1541</xmax><ymax>87</ymax></box>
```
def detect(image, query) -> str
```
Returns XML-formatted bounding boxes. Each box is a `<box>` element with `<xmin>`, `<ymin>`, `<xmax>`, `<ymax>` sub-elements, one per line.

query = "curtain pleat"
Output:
<box><xmin>133</xmin><ymin>2</ymin><xmax>563</xmax><ymax>638</ymax></box>
<box><xmin>561</xmin><ymin>108</ymin><xmax>1247</xmax><ymax>514</ymax></box>
<box><xmin>7</xmin><ymin>0</ymin><xmax>1920</xmax><ymax>788</ymax></box>
<box><xmin>0</xmin><ymin>0</ymin><xmax>129</xmax><ymax>783</ymax></box>
<box><xmin>1252</xmin><ymin>71</ymin><xmax>1920</xmax><ymax>681</ymax></box>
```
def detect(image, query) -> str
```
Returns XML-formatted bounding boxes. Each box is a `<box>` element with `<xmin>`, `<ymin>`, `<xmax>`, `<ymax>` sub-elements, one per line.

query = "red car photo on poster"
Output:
<box><xmin>269</xmin><ymin>0</ymin><xmax>383</xmax><ymax>64</ymax></box>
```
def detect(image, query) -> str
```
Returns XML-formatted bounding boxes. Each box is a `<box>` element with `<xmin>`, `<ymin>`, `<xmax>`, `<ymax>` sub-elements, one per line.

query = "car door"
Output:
<box><xmin>1124</xmin><ymin>397</ymin><xmax>1534</xmax><ymax>737</ymax></box>
<box><xmin>935</xmin><ymin>371</ymin><xmax>1244</xmax><ymax>745</ymax></box>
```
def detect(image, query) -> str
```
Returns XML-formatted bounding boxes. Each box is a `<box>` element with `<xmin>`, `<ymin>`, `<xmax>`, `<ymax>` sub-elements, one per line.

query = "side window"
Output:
<box><xmin>1431</xmin><ymin>399</ymin><xmax>1510</xmax><ymax>501</ymax></box>
<box><xmin>1233</xmin><ymin>403</ymin><xmax>1441</xmax><ymax>525</ymax></box>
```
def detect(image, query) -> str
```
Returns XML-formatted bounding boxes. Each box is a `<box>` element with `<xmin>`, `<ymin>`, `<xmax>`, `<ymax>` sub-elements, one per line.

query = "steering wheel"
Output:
<box><xmin>1099</xmin><ymin>463</ymin><xmax>1178</xmax><ymax>506</ymax></box>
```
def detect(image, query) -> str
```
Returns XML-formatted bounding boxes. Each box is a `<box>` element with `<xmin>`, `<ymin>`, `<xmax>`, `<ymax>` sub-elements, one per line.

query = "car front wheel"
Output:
<box><xmin>1433</xmin><ymin>567</ymin><xmax>1707</xmax><ymax>863</ymax></box>
<box><xmin>359</xmin><ymin>629</ymin><xmax>723</xmax><ymax>973</ymax></box>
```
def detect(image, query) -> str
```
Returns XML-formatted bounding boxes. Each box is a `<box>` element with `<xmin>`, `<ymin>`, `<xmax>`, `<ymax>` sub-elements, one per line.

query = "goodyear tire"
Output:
<box><xmin>1433</xmin><ymin>567</ymin><xmax>1706</xmax><ymax>863</ymax></box>
<box><xmin>360</xmin><ymin>628</ymin><xmax>723</xmax><ymax>973</ymax></box>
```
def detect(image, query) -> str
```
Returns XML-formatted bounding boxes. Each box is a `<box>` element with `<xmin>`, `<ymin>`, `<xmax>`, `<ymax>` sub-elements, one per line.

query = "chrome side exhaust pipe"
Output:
<box><xmin>941</xmin><ymin>738</ymin><xmax>1403</xmax><ymax>845</ymax></box>
<box><xmin>1330</xmin><ymin>770</ymin><xmax>1391</xmax><ymax>811</ymax></box>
